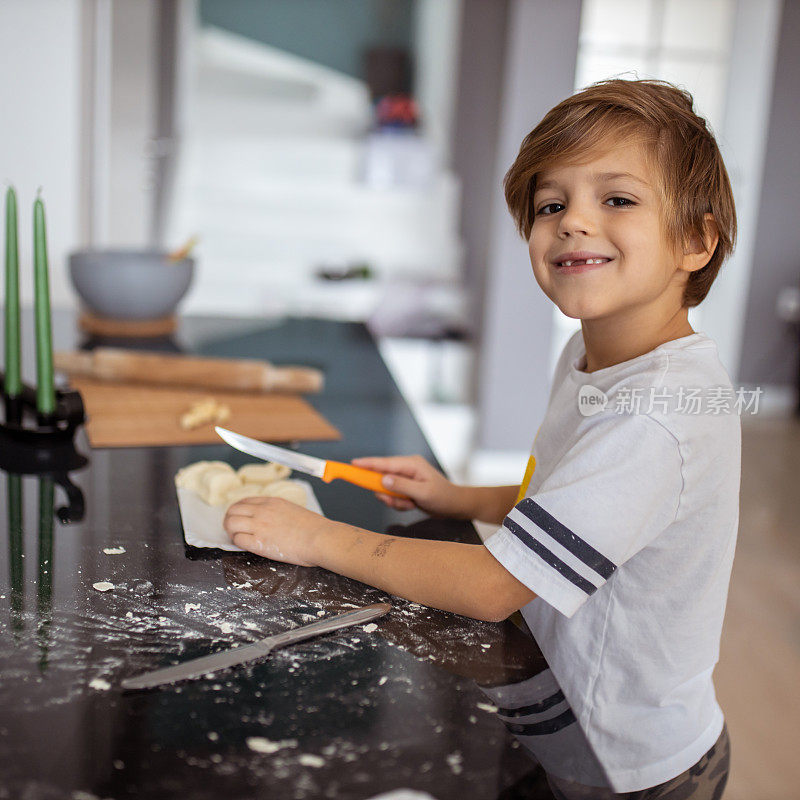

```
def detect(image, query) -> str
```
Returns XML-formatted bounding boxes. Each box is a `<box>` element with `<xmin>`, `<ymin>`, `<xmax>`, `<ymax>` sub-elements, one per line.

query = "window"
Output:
<box><xmin>550</xmin><ymin>0</ymin><xmax>736</xmax><ymax>374</ymax></box>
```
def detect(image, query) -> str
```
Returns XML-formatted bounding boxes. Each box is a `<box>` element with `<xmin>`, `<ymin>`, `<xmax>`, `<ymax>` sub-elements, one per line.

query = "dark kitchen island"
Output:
<box><xmin>0</xmin><ymin>312</ymin><xmax>549</xmax><ymax>800</ymax></box>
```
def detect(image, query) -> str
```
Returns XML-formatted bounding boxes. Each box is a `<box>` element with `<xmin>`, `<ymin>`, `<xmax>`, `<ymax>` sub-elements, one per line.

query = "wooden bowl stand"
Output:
<box><xmin>78</xmin><ymin>311</ymin><xmax>177</xmax><ymax>338</ymax></box>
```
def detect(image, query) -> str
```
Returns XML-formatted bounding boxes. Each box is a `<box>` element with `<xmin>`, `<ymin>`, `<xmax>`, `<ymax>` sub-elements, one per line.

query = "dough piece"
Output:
<box><xmin>200</xmin><ymin>470</ymin><xmax>242</xmax><ymax>506</ymax></box>
<box><xmin>236</xmin><ymin>462</ymin><xmax>291</xmax><ymax>485</ymax></box>
<box><xmin>175</xmin><ymin>461</ymin><xmax>308</xmax><ymax>509</ymax></box>
<box><xmin>222</xmin><ymin>480</ymin><xmax>308</xmax><ymax>511</ymax></box>
<box><xmin>179</xmin><ymin>397</ymin><xmax>231</xmax><ymax>430</ymax></box>
<box><xmin>260</xmin><ymin>480</ymin><xmax>308</xmax><ymax>507</ymax></box>
<box><xmin>175</xmin><ymin>461</ymin><xmax>241</xmax><ymax>505</ymax></box>
<box><xmin>223</xmin><ymin>483</ymin><xmax>271</xmax><ymax>506</ymax></box>
<box><xmin>175</xmin><ymin>461</ymin><xmax>232</xmax><ymax>493</ymax></box>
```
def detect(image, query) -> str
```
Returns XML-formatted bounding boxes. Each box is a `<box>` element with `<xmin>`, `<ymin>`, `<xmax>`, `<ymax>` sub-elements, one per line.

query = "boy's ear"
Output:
<box><xmin>680</xmin><ymin>213</ymin><xmax>719</xmax><ymax>273</ymax></box>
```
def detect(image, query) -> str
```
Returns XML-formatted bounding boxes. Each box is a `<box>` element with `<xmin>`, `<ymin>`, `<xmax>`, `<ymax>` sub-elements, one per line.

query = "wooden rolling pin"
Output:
<box><xmin>54</xmin><ymin>348</ymin><xmax>323</xmax><ymax>394</ymax></box>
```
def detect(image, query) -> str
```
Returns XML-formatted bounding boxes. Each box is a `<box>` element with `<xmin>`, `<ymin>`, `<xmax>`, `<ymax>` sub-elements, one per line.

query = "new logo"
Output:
<box><xmin>578</xmin><ymin>385</ymin><xmax>608</xmax><ymax>416</ymax></box>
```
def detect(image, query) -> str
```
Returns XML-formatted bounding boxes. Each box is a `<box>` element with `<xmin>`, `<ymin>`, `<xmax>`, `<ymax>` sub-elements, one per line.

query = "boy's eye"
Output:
<box><xmin>605</xmin><ymin>196</ymin><xmax>635</xmax><ymax>207</ymax></box>
<box><xmin>535</xmin><ymin>202</ymin><xmax>564</xmax><ymax>216</ymax></box>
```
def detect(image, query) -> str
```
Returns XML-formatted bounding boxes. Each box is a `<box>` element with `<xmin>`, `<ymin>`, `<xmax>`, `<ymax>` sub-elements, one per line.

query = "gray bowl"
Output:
<box><xmin>68</xmin><ymin>248</ymin><xmax>195</xmax><ymax>320</ymax></box>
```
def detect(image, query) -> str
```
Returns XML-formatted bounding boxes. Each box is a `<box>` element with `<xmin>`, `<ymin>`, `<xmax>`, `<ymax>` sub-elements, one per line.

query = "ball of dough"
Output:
<box><xmin>237</xmin><ymin>462</ymin><xmax>291</xmax><ymax>485</ymax></box>
<box><xmin>175</xmin><ymin>461</ymin><xmax>242</xmax><ymax>505</ymax></box>
<box><xmin>223</xmin><ymin>483</ymin><xmax>271</xmax><ymax>506</ymax></box>
<box><xmin>201</xmin><ymin>471</ymin><xmax>242</xmax><ymax>506</ymax></box>
<box><xmin>222</xmin><ymin>480</ymin><xmax>308</xmax><ymax>511</ymax></box>
<box><xmin>175</xmin><ymin>461</ymin><xmax>234</xmax><ymax>494</ymax></box>
<box><xmin>260</xmin><ymin>480</ymin><xmax>308</xmax><ymax>507</ymax></box>
<box><xmin>175</xmin><ymin>461</ymin><xmax>308</xmax><ymax>510</ymax></box>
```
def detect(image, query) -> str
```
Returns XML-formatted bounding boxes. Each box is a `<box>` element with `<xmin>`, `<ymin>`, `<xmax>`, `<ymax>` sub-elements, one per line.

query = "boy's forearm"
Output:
<box><xmin>311</xmin><ymin>521</ymin><xmax>529</xmax><ymax>622</ymax></box>
<box><xmin>457</xmin><ymin>484</ymin><xmax>519</xmax><ymax>525</ymax></box>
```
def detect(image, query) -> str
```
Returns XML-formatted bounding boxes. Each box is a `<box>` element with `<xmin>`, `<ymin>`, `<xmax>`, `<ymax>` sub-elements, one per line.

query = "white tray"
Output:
<box><xmin>176</xmin><ymin>480</ymin><xmax>323</xmax><ymax>552</ymax></box>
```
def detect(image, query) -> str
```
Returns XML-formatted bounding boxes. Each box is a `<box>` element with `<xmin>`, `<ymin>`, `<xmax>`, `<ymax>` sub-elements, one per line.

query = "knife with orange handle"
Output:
<box><xmin>215</xmin><ymin>427</ymin><xmax>410</xmax><ymax>500</ymax></box>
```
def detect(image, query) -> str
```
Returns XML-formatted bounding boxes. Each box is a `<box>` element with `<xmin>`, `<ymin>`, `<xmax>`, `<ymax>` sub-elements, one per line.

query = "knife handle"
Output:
<box><xmin>322</xmin><ymin>461</ymin><xmax>410</xmax><ymax>499</ymax></box>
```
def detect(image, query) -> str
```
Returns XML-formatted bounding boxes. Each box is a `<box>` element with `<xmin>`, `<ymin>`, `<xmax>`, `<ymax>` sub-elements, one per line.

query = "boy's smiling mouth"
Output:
<box><xmin>553</xmin><ymin>251</ymin><xmax>613</xmax><ymax>271</ymax></box>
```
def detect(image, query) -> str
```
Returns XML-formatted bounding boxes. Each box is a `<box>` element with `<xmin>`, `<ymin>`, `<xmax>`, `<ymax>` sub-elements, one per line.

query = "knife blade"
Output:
<box><xmin>215</xmin><ymin>427</ymin><xmax>408</xmax><ymax>499</ymax></box>
<box><xmin>121</xmin><ymin>602</ymin><xmax>391</xmax><ymax>690</ymax></box>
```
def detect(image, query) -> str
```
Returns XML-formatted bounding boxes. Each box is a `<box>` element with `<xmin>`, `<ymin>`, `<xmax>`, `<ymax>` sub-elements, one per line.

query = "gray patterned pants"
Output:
<box><xmin>547</xmin><ymin>724</ymin><xmax>731</xmax><ymax>800</ymax></box>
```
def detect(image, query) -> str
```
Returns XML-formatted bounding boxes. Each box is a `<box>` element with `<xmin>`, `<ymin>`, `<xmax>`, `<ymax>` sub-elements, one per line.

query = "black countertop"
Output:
<box><xmin>0</xmin><ymin>313</ymin><xmax>551</xmax><ymax>800</ymax></box>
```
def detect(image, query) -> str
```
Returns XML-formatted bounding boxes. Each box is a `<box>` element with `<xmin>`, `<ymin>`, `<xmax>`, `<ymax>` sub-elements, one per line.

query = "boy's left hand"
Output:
<box><xmin>223</xmin><ymin>497</ymin><xmax>333</xmax><ymax>567</ymax></box>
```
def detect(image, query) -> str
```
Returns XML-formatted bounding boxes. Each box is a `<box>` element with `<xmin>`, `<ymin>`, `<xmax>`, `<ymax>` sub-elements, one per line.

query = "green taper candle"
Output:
<box><xmin>33</xmin><ymin>193</ymin><xmax>56</xmax><ymax>416</ymax></box>
<box><xmin>4</xmin><ymin>186</ymin><xmax>21</xmax><ymax>397</ymax></box>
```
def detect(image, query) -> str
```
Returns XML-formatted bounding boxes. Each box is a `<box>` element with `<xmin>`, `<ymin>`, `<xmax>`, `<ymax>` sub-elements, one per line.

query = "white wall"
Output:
<box><xmin>709</xmin><ymin>0</ymin><xmax>783</xmax><ymax>383</ymax></box>
<box><xmin>0</xmin><ymin>0</ymin><xmax>83</xmax><ymax>310</ymax></box>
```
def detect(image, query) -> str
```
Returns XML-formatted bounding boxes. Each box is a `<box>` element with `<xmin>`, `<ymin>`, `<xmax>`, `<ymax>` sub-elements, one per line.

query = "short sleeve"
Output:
<box><xmin>484</xmin><ymin>414</ymin><xmax>683</xmax><ymax>618</ymax></box>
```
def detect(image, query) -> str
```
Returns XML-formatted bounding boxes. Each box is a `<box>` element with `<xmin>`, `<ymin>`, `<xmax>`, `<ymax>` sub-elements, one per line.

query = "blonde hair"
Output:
<box><xmin>504</xmin><ymin>78</ymin><xmax>736</xmax><ymax>307</ymax></box>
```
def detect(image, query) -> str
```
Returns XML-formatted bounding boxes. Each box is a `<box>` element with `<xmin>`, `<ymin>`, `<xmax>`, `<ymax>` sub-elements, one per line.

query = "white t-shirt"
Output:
<box><xmin>484</xmin><ymin>330</ymin><xmax>741</xmax><ymax>792</ymax></box>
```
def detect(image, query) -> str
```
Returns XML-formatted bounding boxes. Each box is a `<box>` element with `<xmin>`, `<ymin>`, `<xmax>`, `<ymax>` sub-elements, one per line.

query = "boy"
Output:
<box><xmin>225</xmin><ymin>79</ymin><xmax>740</xmax><ymax>798</ymax></box>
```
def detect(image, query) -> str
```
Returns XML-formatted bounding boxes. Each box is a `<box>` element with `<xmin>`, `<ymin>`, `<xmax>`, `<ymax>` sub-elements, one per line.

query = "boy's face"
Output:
<box><xmin>528</xmin><ymin>141</ymin><xmax>688</xmax><ymax>324</ymax></box>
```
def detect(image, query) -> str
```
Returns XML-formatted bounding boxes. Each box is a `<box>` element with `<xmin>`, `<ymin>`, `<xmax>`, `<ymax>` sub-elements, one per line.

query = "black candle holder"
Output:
<box><xmin>1</xmin><ymin>376</ymin><xmax>88</xmax><ymax>525</ymax></box>
<box><xmin>1</xmin><ymin>371</ymin><xmax>88</xmax><ymax>475</ymax></box>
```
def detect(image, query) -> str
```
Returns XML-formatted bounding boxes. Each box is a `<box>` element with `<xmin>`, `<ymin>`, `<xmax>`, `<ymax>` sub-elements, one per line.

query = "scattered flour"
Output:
<box><xmin>89</xmin><ymin>677</ymin><xmax>111</xmax><ymax>691</ymax></box>
<box><xmin>446</xmin><ymin>752</ymin><xmax>463</xmax><ymax>775</ymax></box>
<box><xmin>103</xmin><ymin>546</ymin><xmax>126</xmax><ymax>555</ymax></box>
<box><xmin>92</xmin><ymin>582</ymin><xmax>114</xmax><ymax>592</ymax></box>
<box><xmin>316</xmin><ymin>610</ymin><xmax>326</xmax><ymax>617</ymax></box>
<box><xmin>361</xmin><ymin>623</ymin><xmax>378</xmax><ymax>633</ymax></box>
<box><xmin>298</xmin><ymin>754</ymin><xmax>325</xmax><ymax>768</ymax></box>
<box><xmin>184</xmin><ymin>603</ymin><xmax>201</xmax><ymax>613</ymax></box>
<box><xmin>216</xmin><ymin>622</ymin><xmax>234</xmax><ymax>634</ymax></box>
<box><xmin>246</xmin><ymin>737</ymin><xmax>298</xmax><ymax>754</ymax></box>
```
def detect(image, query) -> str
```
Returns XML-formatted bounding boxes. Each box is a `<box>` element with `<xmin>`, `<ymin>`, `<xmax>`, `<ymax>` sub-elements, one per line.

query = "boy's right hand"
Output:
<box><xmin>350</xmin><ymin>455</ymin><xmax>469</xmax><ymax>518</ymax></box>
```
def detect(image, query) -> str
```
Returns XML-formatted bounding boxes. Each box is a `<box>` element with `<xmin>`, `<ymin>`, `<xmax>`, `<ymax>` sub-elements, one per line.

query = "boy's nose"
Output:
<box><xmin>557</xmin><ymin>204</ymin><xmax>594</xmax><ymax>237</ymax></box>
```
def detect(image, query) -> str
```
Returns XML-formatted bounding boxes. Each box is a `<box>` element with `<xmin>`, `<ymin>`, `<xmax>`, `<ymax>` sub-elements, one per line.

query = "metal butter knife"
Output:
<box><xmin>121</xmin><ymin>602</ymin><xmax>391</xmax><ymax>690</ymax></box>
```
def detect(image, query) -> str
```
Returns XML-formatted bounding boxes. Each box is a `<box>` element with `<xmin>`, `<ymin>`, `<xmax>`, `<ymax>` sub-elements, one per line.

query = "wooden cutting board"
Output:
<box><xmin>70</xmin><ymin>378</ymin><xmax>341</xmax><ymax>448</ymax></box>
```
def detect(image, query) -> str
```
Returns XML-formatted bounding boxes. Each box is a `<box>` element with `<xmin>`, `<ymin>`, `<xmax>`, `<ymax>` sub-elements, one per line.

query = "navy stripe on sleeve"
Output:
<box><xmin>517</xmin><ymin>497</ymin><xmax>617</xmax><ymax>580</ymax></box>
<box><xmin>503</xmin><ymin>517</ymin><xmax>598</xmax><ymax>596</ymax></box>
<box><xmin>496</xmin><ymin>690</ymin><xmax>566</xmax><ymax>718</ymax></box>
<box><xmin>503</xmin><ymin>708</ymin><xmax>577</xmax><ymax>736</ymax></box>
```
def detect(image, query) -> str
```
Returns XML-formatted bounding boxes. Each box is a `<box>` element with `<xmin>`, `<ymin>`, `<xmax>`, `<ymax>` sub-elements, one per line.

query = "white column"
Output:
<box><xmin>476</xmin><ymin>0</ymin><xmax>582</xmax><ymax>451</ymax></box>
<box><xmin>412</xmin><ymin>0</ymin><xmax>464</xmax><ymax>170</ymax></box>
